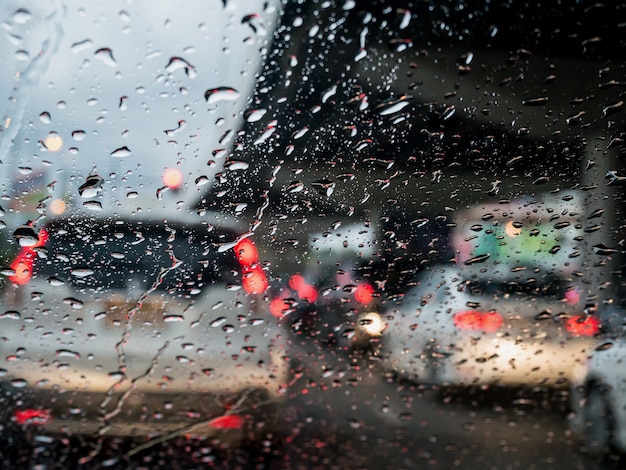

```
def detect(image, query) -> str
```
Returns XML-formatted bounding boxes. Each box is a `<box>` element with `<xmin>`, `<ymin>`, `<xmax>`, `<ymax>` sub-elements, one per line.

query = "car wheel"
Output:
<box><xmin>583</xmin><ymin>384</ymin><xmax>614</xmax><ymax>455</ymax></box>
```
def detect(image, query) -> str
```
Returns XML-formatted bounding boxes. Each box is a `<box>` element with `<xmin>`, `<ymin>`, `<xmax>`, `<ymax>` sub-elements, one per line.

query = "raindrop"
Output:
<box><xmin>13</xmin><ymin>224</ymin><xmax>39</xmax><ymax>247</ymax></box>
<box><xmin>226</xmin><ymin>160</ymin><xmax>249</xmax><ymax>171</ymax></box>
<box><xmin>195</xmin><ymin>176</ymin><xmax>210</xmax><ymax>186</ymax></box>
<box><xmin>47</xmin><ymin>277</ymin><xmax>65</xmax><ymax>286</ymax></box>
<box><xmin>119</xmin><ymin>96</ymin><xmax>128</xmax><ymax>110</ymax></box>
<box><xmin>39</xmin><ymin>112</ymin><xmax>52</xmax><ymax>124</ymax></box>
<box><xmin>522</xmin><ymin>97</ymin><xmax>549</xmax><ymax>106</ymax></box>
<box><xmin>63</xmin><ymin>297</ymin><xmax>84</xmax><ymax>309</ymax></box>
<box><xmin>0</xmin><ymin>311</ymin><xmax>20</xmax><ymax>320</ymax></box>
<box><xmin>71</xmin><ymin>39</ymin><xmax>93</xmax><ymax>54</ymax></box>
<box><xmin>72</xmin><ymin>130</ymin><xmax>86</xmax><ymax>141</ymax></box>
<box><xmin>204</xmin><ymin>87</ymin><xmax>240</xmax><ymax>105</ymax></box>
<box><xmin>164</xmin><ymin>120</ymin><xmax>186</xmax><ymax>136</ymax></box>
<box><xmin>245</xmin><ymin>108</ymin><xmax>267</xmax><ymax>123</ymax></box>
<box><xmin>165</xmin><ymin>57</ymin><xmax>196</xmax><ymax>78</ymax></box>
<box><xmin>286</xmin><ymin>181</ymin><xmax>304</xmax><ymax>193</ymax></box>
<box><xmin>375</xmin><ymin>96</ymin><xmax>413</xmax><ymax>116</ymax></box>
<box><xmin>13</xmin><ymin>8</ymin><xmax>32</xmax><ymax>23</ymax></box>
<box><xmin>15</xmin><ymin>50</ymin><xmax>30</xmax><ymax>61</ymax></box>
<box><xmin>595</xmin><ymin>342</ymin><xmax>614</xmax><ymax>351</ymax></box>
<box><xmin>464</xmin><ymin>254</ymin><xmax>490</xmax><ymax>265</ymax></box>
<box><xmin>18</xmin><ymin>166</ymin><xmax>33</xmax><ymax>175</ymax></box>
<box><xmin>321</xmin><ymin>84</ymin><xmax>337</xmax><ymax>103</ymax></box>
<box><xmin>164</xmin><ymin>315</ymin><xmax>184</xmax><ymax>322</ymax></box>
<box><xmin>292</xmin><ymin>127</ymin><xmax>309</xmax><ymax>139</ymax></box>
<box><xmin>242</xmin><ymin>13</ymin><xmax>267</xmax><ymax>35</ymax></box>
<box><xmin>56</xmin><ymin>349</ymin><xmax>81</xmax><ymax>359</ymax></box>
<box><xmin>83</xmin><ymin>200</ymin><xmax>103</xmax><ymax>211</ymax></box>
<box><xmin>70</xmin><ymin>268</ymin><xmax>95</xmax><ymax>278</ymax></box>
<box><xmin>11</xmin><ymin>379</ymin><xmax>28</xmax><ymax>388</ymax></box>
<box><xmin>94</xmin><ymin>48</ymin><xmax>117</xmax><ymax>67</ymax></box>
<box><xmin>78</xmin><ymin>174</ymin><xmax>103</xmax><ymax>198</ymax></box>
<box><xmin>110</xmin><ymin>146</ymin><xmax>131</xmax><ymax>158</ymax></box>
<box><xmin>211</xmin><ymin>317</ymin><xmax>227</xmax><ymax>327</ymax></box>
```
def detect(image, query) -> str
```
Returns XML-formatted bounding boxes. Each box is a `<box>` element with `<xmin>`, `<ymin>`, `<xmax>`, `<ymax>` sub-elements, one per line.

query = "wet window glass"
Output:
<box><xmin>0</xmin><ymin>0</ymin><xmax>625</xmax><ymax>468</ymax></box>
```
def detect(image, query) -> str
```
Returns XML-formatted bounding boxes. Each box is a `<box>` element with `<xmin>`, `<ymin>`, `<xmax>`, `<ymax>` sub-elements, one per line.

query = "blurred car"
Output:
<box><xmin>270</xmin><ymin>263</ymin><xmax>385</xmax><ymax>351</ymax></box>
<box><xmin>381</xmin><ymin>264</ymin><xmax>600</xmax><ymax>389</ymax></box>
<box><xmin>569</xmin><ymin>332</ymin><xmax>626</xmax><ymax>455</ymax></box>
<box><xmin>0</xmin><ymin>213</ymin><xmax>291</xmax><ymax>455</ymax></box>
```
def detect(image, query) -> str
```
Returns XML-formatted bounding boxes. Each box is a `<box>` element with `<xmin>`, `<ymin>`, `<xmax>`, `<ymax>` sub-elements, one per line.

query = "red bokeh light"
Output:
<box><xmin>270</xmin><ymin>297</ymin><xmax>290</xmax><ymax>318</ymax></box>
<box><xmin>297</xmin><ymin>283</ymin><xmax>318</xmax><ymax>303</ymax></box>
<box><xmin>354</xmin><ymin>283</ymin><xmax>375</xmax><ymax>305</ymax></box>
<box><xmin>289</xmin><ymin>274</ymin><xmax>305</xmax><ymax>290</ymax></box>
<box><xmin>14</xmin><ymin>409</ymin><xmax>51</xmax><ymax>425</ymax></box>
<box><xmin>207</xmin><ymin>414</ymin><xmax>244</xmax><ymax>430</ymax></box>
<box><xmin>242</xmin><ymin>266</ymin><xmax>268</xmax><ymax>294</ymax></box>
<box><xmin>234</xmin><ymin>239</ymin><xmax>259</xmax><ymax>266</ymax></box>
<box><xmin>453</xmin><ymin>310</ymin><xmax>503</xmax><ymax>333</ymax></box>
<box><xmin>564</xmin><ymin>315</ymin><xmax>600</xmax><ymax>336</ymax></box>
<box><xmin>9</xmin><ymin>229</ymin><xmax>48</xmax><ymax>285</ymax></box>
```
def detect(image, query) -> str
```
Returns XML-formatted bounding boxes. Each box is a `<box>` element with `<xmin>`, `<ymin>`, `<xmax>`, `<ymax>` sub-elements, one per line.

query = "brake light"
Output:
<box><xmin>453</xmin><ymin>310</ymin><xmax>503</xmax><ymax>333</ymax></box>
<box><xmin>564</xmin><ymin>315</ymin><xmax>600</xmax><ymax>336</ymax></box>
<box><xmin>234</xmin><ymin>238</ymin><xmax>259</xmax><ymax>266</ymax></box>
<box><xmin>270</xmin><ymin>297</ymin><xmax>291</xmax><ymax>318</ymax></box>
<box><xmin>14</xmin><ymin>409</ymin><xmax>51</xmax><ymax>425</ymax></box>
<box><xmin>354</xmin><ymin>282</ymin><xmax>375</xmax><ymax>305</ymax></box>
<box><xmin>233</xmin><ymin>238</ymin><xmax>268</xmax><ymax>294</ymax></box>
<box><xmin>288</xmin><ymin>274</ymin><xmax>318</xmax><ymax>302</ymax></box>
<box><xmin>9</xmin><ymin>229</ymin><xmax>47</xmax><ymax>285</ymax></box>
<box><xmin>207</xmin><ymin>414</ymin><xmax>244</xmax><ymax>430</ymax></box>
<box><xmin>241</xmin><ymin>266</ymin><xmax>269</xmax><ymax>294</ymax></box>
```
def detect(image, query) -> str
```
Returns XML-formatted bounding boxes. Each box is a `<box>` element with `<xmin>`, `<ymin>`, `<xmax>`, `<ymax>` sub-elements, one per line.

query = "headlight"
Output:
<box><xmin>357</xmin><ymin>312</ymin><xmax>385</xmax><ymax>337</ymax></box>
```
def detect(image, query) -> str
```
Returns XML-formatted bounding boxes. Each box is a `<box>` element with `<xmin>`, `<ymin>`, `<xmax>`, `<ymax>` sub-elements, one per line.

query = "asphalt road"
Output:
<box><xmin>4</xmin><ymin>337</ymin><xmax>624</xmax><ymax>469</ymax></box>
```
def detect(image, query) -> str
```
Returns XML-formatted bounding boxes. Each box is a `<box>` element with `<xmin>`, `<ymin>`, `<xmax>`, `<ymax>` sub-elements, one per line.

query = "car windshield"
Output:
<box><xmin>0</xmin><ymin>1</ymin><xmax>625</xmax><ymax>468</ymax></box>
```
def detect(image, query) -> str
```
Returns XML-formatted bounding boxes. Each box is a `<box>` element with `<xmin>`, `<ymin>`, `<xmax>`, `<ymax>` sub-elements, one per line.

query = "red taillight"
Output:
<box><xmin>9</xmin><ymin>229</ymin><xmax>47</xmax><ymax>285</ymax></box>
<box><xmin>453</xmin><ymin>310</ymin><xmax>503</xmax><ymax>333</ymax></box>
<box><xmin>354</xmin><ymin>283</ymin><xmax>375</xmax><ymax>305</ymax></box>
<box><xmin>234</xmin><ymin>238</ymin><xmax>268</xmax><ymax>294</ymax></box>
<box><xmin>564</xmin><ymin>315</ymin><xmax>600</xmax><ymax>336</ymax></box>
<box><xmin>234</xmin><ymin>238</ymin><xmax>259</xmax><ymax>266</ymax></box>
<box><xmin>242</xmin><ymin>266</ymin><xmax>268</xmax><ymax>294</ymax></box>
<box><xmin>14</xmin><ymin>409</ymin><xmax>51</xmax><ymax>425</ymax></box>
<box><xmin>10</xmin><ymin>250</ymin><xmax>35</xmax><ymax>285</ymax></box>
<box><xmin>207</xmin><ymin>414</ymin><xmax>244</xmax><ymax>430</ymax></box>
<box><xmin>270</xmin><ymin>297</ymin><xmax>290</xmax><ymax>318</ymax></box>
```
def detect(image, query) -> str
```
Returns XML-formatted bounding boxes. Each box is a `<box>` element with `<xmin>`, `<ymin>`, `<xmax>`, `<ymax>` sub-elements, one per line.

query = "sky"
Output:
<box><xmin>0</xmin><ymin>0</ymin><xmax>279</xmax><ymax>225</ymax></box>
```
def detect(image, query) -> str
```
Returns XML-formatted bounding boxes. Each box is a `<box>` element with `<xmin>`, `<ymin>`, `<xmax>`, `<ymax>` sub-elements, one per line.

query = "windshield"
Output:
<box><xmin>0</xmin><ymin>1</ymin><xmax>625</xmax><ymax>468</ymax></box>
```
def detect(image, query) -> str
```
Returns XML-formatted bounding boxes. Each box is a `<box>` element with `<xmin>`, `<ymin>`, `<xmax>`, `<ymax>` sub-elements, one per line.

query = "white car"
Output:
<box><xmin>0</xmin><ymin>213</ymin><xmax>291</xmax><ymax>450</ymax></box>
<box><xmin>381</xmin><ymin>265</ymin><xmax>599</xmax><ymax>389</ymax></box>
<box><xmin>569</xmin><ymin>334</ymin><xmax>626</xmax><ymax>455</ymax></box>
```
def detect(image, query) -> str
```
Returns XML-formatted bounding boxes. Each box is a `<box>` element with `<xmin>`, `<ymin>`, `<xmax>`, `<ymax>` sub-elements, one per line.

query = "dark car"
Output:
<box><xmin>0</xmin><ymin>213</ymin><xmax>291</xmax><ymax>461</ymax></box>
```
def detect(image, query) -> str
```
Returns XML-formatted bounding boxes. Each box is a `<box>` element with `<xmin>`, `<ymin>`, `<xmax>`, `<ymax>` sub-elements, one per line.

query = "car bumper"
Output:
<box><xmin>387</xmin><ymin>335</ymin><xmax>595</xmax><ymax>388</ymax></box>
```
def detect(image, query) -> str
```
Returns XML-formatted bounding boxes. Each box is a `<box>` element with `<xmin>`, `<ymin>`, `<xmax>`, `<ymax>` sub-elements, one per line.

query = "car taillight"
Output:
<box><xmin>207</xmin><ymin>413</ymin><xmax>244</xmax><ymax>430</ymax></box>
<box><xmin>9</xmin><ymin>228</ymin><xmax>48</xmax><ymax>285</ymax></box>
<box><xmin>354</xmin><ymin>282</ymin><xmax>375</xmax><ymax>305</ymax></box>
<box><xmin>564</xmin><ymin>315</ymin><xmax>600</xmax><ymax>336</ymax></box>
<box><xmin>453</xmin><ymin>310</ymin><xmax>503</xmax><ymax>333</ymax></box>
<box><xmin>234</xmin><ymin>238</ymin><xmax>268</xmax><ymax>295</ymax></box>
<box><xmin>288</xmin><ymin>274</ymin><xmax>318</xmax><ymax>302</ymax></box>
<box><xmin>14</xmin><ymin>409</ymin><xmax>51</xmax><ymax>425</ymax></box>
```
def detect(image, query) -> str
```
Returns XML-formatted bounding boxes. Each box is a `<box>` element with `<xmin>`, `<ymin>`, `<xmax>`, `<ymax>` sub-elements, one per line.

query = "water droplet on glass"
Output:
<box><xmin>195</xmin><ymin>175</ymin><xmax>210</xmax><ymax>186</ymax></box>
<box><xmin>165</xmin><ymin>57</ymin><xmax>196</xmax><ymax>78</ymax></box>
<box><xmin>38</xmin><ymin>111</ymin><xmax>52</xmax><ymax>124</ymax></box>
<box><xmin>13</xmin><ymin>8</ymin><xmax>32</xmax><ymax>24</ymax></box>
<box><xmin>11</xmin><ymin>378</ymin><xmax>28</xmax><ymax>388</ymax></box>
<box><xmin>522</xmin><ymin>97</ymin><xmax>549</xmax><ymax>106</ymax></box>
<box><xmin>321</xmin><ymin>85</ymin><xmax>337</xmax><ymax>103</ymax></box>
<box><xmin>242</xmin><ymin>13</ymin><xmax>267</xmax><ymax>35</ymax></box>
<box><xmin>47</xmin><ymin>277</ymin><xmax>65</xmax><ymax>286</ymax></box>
<box><xmin>94</xmin><ymin>48</ymin><xmax>117</xmax><ymax>67</ymax></box>
<box><xmin>0</xmin><ymin>311</ymin><xmax>20</xmax><ymax>320</ymax></box>
<box><xmin>13</xmin><ymin>224</ymin><xmax>39</xmax><ymax>247</ymax></box>
<box><xmin>163</xmin><ymin>315</ymin><xmax>184</xmax><ymax>323</ymax></box>
<box><xmin>226</xmin><ymin>160</ymin><xmax>250</xmax><ymax>171</ymax></box>
<box><xmin>70</xmin><ymin>268</ymin><xmax>95</xmax><ymax>278</ymax></box>
<box><xmin>204</xmin><ymin>87</ymin><xmax>240</xmax><ymax>105</ymax></box>
<box><xmin>375</xmin><ymin>96</ymin><xmax>413</xmax><ymax>116</ymax></box>
<box><xmin>72</xmin><ymin>130</ymin><xmax>86</xmax><ymax>141</ymax></box>
<box><xmin>110</xmin><ymin>146</ymin><xmax>131</xmax><ymax>158</ymax></box>
<box><xmin>15</xmin><ymin>50</ymin><xmax>30</xmax><ymax>61</ymax></box>
<box><xmin>17</xmin><ymin>166</ymin><xmax>33</xmax><ymax>175</ymax></box>
<box><xmin>464</xmin><ymin>254</ymin><xmax>491</xmax><ymax>265</ymax></box>
<box><xmin>71</xmin><ymin>39</ymin><xmax>93</xmax><ymax>54</ymax></box>
<box><xmin>119</xmin><ymin>96</ymin><xmax>128</xmax><ymax>110</ymax></box>
<box><xmin>83</xmin><ymin>200</ymin><xmax>103</xmax><ymax>211</ymax></box>
<box><xmin>78</xmin><ymin>174</ymin><xmax>103</xmax><ymax>198</ymax></box>
<box><xmin>292</xmin><ymin>126</ymin><xmax>309</xmax><ymax>140</ymax></box>
<box><xmin>210</xmin><ymin>317</ymin><xmax>227</xmax><ymax>328</ymax></box>
<box><xmin>56</xmin><ymin>349</ymin><xmax>81</xmax><ymax>359</ymax></box>
<box><xmin>245</xmin><ymin>109</ymin><xmax>267</xmax><ymax>123</ymax></box>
